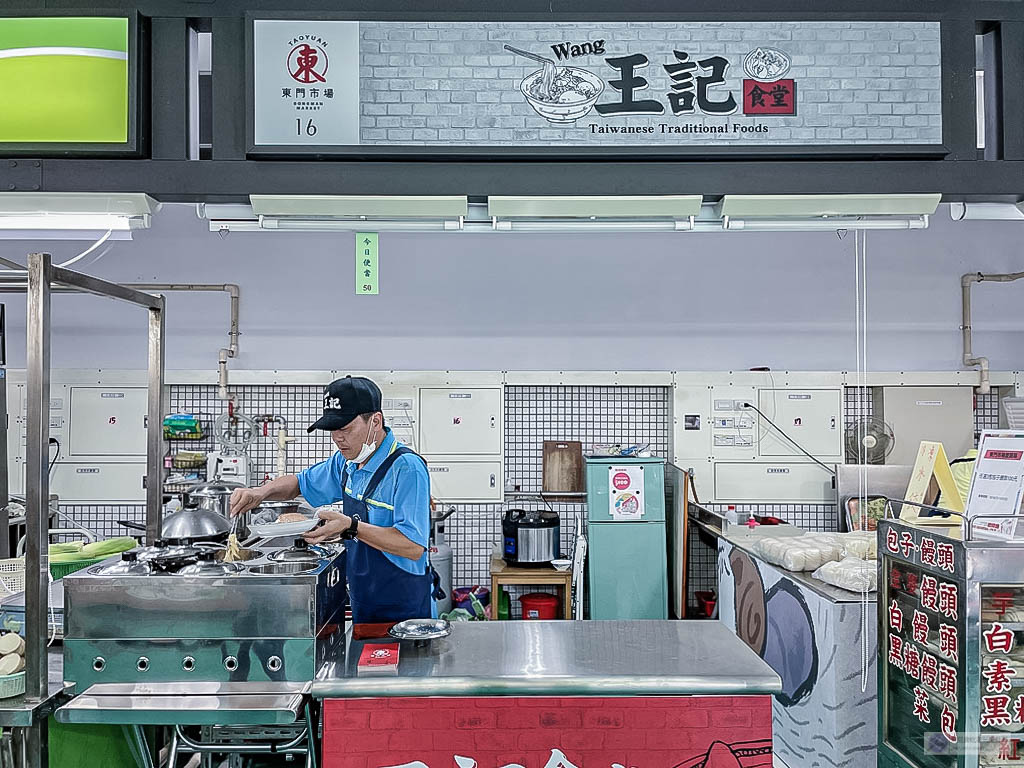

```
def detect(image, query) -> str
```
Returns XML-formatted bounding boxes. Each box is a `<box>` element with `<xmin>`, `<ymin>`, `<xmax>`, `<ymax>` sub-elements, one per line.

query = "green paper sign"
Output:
<box><xmin>356</xmin><ymin>233</ymin><xmax>379</xmax><ymax>295</ymax></box>
<box><xmin>0</xmin><ymin>17</ymin><xmax>129</xmax><ymax>144</ymax></box>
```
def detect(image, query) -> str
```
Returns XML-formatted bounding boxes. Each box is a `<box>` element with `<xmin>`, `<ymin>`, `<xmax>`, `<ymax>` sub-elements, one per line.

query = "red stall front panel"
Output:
<box><xmin>324</xmin><ymin>695</ymin><xmax>772</xmax><ymax>768</ymax></box>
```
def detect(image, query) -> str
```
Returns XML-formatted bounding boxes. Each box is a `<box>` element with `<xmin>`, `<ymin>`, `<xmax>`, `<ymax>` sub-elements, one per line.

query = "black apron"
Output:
<box><xmin>341</xmin><ymin>446</ymin><xmax>441</xmax><ymax>624</ymax></box>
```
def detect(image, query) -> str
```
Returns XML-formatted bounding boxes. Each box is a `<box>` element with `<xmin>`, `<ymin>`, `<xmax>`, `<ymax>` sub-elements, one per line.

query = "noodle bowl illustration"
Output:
<box><xmin>519</xmin><ymin>66</ymin><xmax>605</xmax><ymax>123</ymax></box>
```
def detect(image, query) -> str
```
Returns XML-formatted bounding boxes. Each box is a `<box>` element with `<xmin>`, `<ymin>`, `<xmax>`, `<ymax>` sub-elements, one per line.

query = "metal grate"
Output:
<box><xmin>446</xmin><ymin>385</ymin><xmax>672</xmax><ymax>608</ymax></box>
<box><xmin>975</xmin><ymin>390</ymin><xmax>1001</xmax><ymax>442</ymax></box>
<box><xmin>57</xmin><ymin>380</ymin><xmax>996</xmax><ymax>620</ymax></box>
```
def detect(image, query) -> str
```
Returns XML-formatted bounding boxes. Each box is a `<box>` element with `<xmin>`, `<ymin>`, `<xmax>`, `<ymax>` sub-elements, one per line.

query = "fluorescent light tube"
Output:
<box><xmin>259</xmin><ymin>217</ymin><xmax>463</xmax><ymax>232</ymax></box>
<box><xmin>492</xmin><ymin>218</ymin><xmax>693</xmax><ymax>232</ymax></box>
<box><xmin>724</xmin><ymin>216</ymin><xmax>929</xmax><ymax>231</ymax></box>
<box><xmin>717</xmin><ymin>194</ymin><xmax>941</xmax><ymax>218</ymax></box>
<box><xmin>488</xmin><ymin>195</ymin><xmax>703</xmax><ymax>219</ymax></box>
<box><xmin>250</xmin><ymin>195</ymin><xmax>469</xmax><ymax>218</ymax></box>
<box><xmin>0</xmin><ymin>214</ymin><xmax>139</xmax><ymax>231</ymax></box>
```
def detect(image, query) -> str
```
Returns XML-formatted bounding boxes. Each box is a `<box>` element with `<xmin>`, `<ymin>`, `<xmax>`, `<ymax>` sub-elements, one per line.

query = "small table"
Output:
<box><xmin>489</xmin><ymin>558</ymin><xmax>573</xmax><ymax>620</ymax></box>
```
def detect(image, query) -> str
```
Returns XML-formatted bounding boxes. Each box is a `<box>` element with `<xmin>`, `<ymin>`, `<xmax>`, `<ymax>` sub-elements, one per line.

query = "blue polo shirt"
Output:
<box><xmin>296</xmin><ymin>429</ymin><xmax>431</xmax><ymax>575</ymax></box>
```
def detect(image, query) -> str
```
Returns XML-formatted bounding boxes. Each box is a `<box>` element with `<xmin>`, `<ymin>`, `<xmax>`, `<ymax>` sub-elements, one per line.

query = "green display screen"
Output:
<box><xmin>0</xmin><ymin>17</ymin><xmax>129</xmax><ymax>143</ymax></box>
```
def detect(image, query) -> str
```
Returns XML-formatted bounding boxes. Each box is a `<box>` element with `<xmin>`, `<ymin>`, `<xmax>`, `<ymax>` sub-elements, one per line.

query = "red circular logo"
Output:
<box><xmin>612</xmin><ymin>472</ymin><xmax>631</xmax><ymax>490</ymax></box>
<box><xmin>288</xmin><ymin>43</ymin><xmax>328</xmax><ymax>84</ymax></box>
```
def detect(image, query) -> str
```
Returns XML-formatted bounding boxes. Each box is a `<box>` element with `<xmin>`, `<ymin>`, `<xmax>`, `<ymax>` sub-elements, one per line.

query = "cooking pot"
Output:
<box><xmin>187</xmin><ymin>479</ymin><xmax>244</xmax><ymax>518</ymax></box>
<box><xmin>119</xmin><ymin>501</ymin><xmax>231</xmax><ymax>544</ymax></box>
<box><xmin>134</xmin><ymin>540</ymin><xmax>203</xmax><ymax>573</ymax></box>
<box><xmin>502</xmin><ymin>509</ymin><xmax>559</xmax><ymax>566</ymax></box>
<box><xmin>178</xmin><ymin>550</ymin><xmax>245</xmax><ymax>576</ymax></box>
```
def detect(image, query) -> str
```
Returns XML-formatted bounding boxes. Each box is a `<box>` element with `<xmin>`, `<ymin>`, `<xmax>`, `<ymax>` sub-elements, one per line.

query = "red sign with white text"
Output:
<box><xmin>323</xmin><ymin>696</ymin><xmax>773</xmax><ymax>768</ymax></box>
<box><xmin>742</xmin><ymin>79</ymin><xmax>796</xmax><ymax>115</ymax></box>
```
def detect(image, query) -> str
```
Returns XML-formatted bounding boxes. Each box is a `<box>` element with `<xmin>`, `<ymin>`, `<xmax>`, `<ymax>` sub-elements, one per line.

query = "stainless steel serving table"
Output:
<box><xmin>0</xmin><ymin>650</ymin><xmax>71</xmax><ymax>728</ymax></box>
<box><xmin>699</xmin><ymin>518</ymin><xmax>873</xmax><ymax>604</ymax></box>
<box><xmin>56</xmin><ymin>682</ymin><xmax>308</xmax><ymax>726</ymax></box>
<box><xmin>313</xmin><ymin>619</ymin><xmax>782</xmax><ymax>698</ymax></box>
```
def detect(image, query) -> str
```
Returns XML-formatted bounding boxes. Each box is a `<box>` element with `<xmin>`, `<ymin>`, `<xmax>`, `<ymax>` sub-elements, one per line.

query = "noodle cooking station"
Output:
<box><xmin>58</xmin><ymin>539</ymin><xmax>347</xmax><ymax>712</ymax></box>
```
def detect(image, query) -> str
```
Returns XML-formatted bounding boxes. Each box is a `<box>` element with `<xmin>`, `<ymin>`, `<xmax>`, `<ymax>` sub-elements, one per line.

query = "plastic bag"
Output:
<box><xmin>752</xmin><ymin>533</ymin><xmax>843</xmax><ymax>572</ymax></box>
<box><xmin>837</xmin><ymin>531</ymin><xmax>877</xmax><ymax>560</ymax></box>
<box><xmin>813</xmin><ymin>556</ymin><xmax>878</xmax><ymax>592</ymax></box>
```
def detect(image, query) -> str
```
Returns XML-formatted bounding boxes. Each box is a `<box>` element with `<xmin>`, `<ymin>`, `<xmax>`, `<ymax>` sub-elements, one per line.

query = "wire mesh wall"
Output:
<box><xmin>446</xmin><ymin>385</ymin><xmax>673</xmax><ymax>617</ymax></box>
<box><xmin>58</xmin><ymin>382</ymin><xmax>1003</xmax><ymax>618</ymax></box>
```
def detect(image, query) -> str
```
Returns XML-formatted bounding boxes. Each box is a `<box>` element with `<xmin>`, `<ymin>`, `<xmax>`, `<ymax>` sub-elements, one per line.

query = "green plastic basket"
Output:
<box><xmin>0</xmin><ymin>672</ymin><xmax>25</xmax><ymax>699</ymax></box>
<box><xmin>50</xmin><ymin>557</ymin><xmax>107</xmax><ymax>581</ymax></box>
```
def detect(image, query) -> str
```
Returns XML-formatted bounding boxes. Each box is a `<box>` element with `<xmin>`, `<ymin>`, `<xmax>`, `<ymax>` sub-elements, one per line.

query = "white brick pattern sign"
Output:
<box><xmin>252</xmin><ymin>20</ymin><xmax>942</xmax><ymax>147</ymax></box>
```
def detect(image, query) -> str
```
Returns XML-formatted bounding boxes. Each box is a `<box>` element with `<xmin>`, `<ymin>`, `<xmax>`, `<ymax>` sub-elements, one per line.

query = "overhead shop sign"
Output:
<box><xmin>0</xmin><ymin>17</ymin><xmax>130</xmax><ymax>145</ymax></box>
<box><xmin>251</xmin><ymin>20</ymin><xmax>941</xmax><ymax>150</ymax></box>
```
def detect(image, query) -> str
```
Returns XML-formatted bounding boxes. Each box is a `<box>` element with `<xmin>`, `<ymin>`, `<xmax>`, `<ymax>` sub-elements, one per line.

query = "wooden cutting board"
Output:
<box><xmin>542</xmin><ymin>440</ymin><xmax>584</xmax><ymax>494</ymax></box>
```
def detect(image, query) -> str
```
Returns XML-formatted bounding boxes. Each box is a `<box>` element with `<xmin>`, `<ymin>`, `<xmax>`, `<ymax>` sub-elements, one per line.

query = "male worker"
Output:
<box><xmin>230</xmin><ymin>376</ymin><xmax>437</xmax><ymax>624</ymax></box>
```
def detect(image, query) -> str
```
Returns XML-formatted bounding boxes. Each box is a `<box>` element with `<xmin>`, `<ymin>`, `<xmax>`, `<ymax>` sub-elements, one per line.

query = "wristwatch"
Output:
<box><xmin>342</xmin><ymin>513</ymin><xmax>361</xmax><ymax>540</ymax></box>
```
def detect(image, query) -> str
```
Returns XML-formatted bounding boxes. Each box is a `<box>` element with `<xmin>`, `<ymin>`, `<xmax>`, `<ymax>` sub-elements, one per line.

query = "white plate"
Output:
<box><xmin>248</xmin><ymin>518</ymin><xmax>319</xmax><ymax>538</ymax></box>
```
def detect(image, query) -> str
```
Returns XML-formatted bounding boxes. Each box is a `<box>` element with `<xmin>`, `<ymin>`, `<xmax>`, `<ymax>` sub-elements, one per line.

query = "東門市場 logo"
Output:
<box><xmin>287</xmin><ymin>38</ymin><xmax>329</xmax><ymax>83</ymax></box>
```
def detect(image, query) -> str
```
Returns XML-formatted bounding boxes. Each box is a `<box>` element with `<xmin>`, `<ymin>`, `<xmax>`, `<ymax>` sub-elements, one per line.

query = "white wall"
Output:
<box><xmin>1</xmin><ymin>203</ymin><xmax>1022</xmax><ymax>373</ymax></box>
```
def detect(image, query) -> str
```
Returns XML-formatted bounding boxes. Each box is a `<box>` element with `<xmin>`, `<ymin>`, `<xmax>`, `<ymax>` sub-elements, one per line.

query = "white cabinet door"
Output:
<box><xmin>69</xmin><ymin>387</ymin><xmax>148</xmax><ymax>457</ymax></box>
<box><xmin>419</xmin><ymin>388</ymin><xmax>501</xmax><ymax>455</ymax></box>
<box><xmin>425</xmin><ymin>460</ymin><xmax>502</xmax><ymax>502</ymax></box>
<box><xmin>713</xmin><ymin>461</ymin><xmax>836</xmax><ymax>504</ymax></box>
<box><xmin>50</xmin><ymin>462</ymin><xmax>147</xmax><ymax>503</ymax></box>
<box><xmin>756</xmin><ymin>388</ymin><xmax>842</xmax><ymax>459</ymax></box>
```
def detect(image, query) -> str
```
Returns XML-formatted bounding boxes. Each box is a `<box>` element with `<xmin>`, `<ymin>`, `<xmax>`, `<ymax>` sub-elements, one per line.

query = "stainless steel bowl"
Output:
<box><xmin>388</xmin><ymin>618</ymin><xmax>452</xmax><ymax>641</ymax></box>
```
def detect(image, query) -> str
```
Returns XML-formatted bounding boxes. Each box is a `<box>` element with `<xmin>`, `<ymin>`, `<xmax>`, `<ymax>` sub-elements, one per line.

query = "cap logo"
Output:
<box><xmin>324</xmin><ymin>395</ymin><xmax>343</xmax><ymax>410</ymax></box>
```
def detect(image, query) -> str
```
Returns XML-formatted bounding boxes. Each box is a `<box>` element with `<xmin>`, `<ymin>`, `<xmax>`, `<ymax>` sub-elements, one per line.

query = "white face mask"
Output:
<box><xmin>353</xmin><ymin>417</ymin><xmax>377</xmax><ymax>464</ymax></box>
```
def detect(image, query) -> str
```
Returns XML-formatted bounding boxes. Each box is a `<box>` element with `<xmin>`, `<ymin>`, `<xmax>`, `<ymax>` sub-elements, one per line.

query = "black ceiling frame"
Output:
<box><xmin>0</xmin><ymin>0</ymin><xmax>1022</xmax><ymax>202</ymax></box>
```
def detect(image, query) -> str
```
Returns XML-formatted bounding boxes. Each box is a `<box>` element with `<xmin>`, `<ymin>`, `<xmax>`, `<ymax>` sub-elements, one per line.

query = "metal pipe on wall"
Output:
<box><xmin>123</xmin><ymin>283</ymin><xmax>239</xmax><ymax>400</ymax></box>
<box><xmin>961</xmin><ymin>271</ymin><xmax>1024</xmax><ymax>394</ymax></box>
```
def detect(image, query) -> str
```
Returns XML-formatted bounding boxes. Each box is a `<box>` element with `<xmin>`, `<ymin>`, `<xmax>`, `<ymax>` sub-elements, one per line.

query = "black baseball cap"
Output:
<box><xmin>307</xmin><ymin>376</ymin><xmax>382</xmax><ymax>433</ymax></box>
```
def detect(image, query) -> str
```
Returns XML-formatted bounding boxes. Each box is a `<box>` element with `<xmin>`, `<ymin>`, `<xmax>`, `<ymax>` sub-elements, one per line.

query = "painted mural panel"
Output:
<box><xmin>718</xmin><ymin>540</ymin><xmax>878</xmax><ymax>768</ymax></box>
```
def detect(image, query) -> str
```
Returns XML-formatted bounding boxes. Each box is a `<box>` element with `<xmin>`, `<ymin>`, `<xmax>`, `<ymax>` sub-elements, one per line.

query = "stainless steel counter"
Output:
<box><xmin>696</xmin><ymin>520</ymin><xmax>878</xmax><ymax>605</ymax></box>
<box><xmin>0</xmin><ymin>649</ymin><xmax>72</xmax><ymax>727</ymax></box>
<box><xmin>313</xmin><ymin>619</ymin><xmax>782</xmax><ymax>698</ymax></box>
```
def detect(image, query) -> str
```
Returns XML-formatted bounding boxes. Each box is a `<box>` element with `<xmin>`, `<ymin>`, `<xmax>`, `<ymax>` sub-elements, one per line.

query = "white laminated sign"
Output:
<box><xmin>608</xmin><ymin>465</ymin><xmax>645</xmax><ymax>520</ymax></box>
<box><xmin>967</xmin><ymin>431</ymin><xmax>1024</xmax><ymax>540</ymax></box>
<box><xmin>253</xmin><ymin>20</ymin><xmax>360</xmax><ymax>146</ymax></box>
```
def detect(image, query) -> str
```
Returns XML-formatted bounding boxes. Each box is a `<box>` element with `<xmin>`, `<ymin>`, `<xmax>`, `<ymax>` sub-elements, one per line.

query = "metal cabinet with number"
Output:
<box><xmin>419</xmin><ymin>386</ymin><xmax>503</xmax><ymax>503</ymax></box>
<box><xmin>878</xmin><ymin>517</ymin><xmax>1024</xmax><ymax>768</ymax></box>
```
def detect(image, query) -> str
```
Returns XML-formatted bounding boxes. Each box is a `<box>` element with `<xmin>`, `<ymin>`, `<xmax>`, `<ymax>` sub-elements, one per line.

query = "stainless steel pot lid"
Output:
<box><xmin>162</xmin><ymin>506</ymin><xmax>231</xmax><ymax>540</ymax></box>
<box><xmin>136</xmin><ymin>540</ymin><xmax>200</xmax><ymax>561</ymax></box>
<box><xmin>268</xmin><ymin>538</ymin><xmax>325</xmax><ymax>564</ymax></box>
<box><xmin>178</xmin><ymin>551</ymin><xmax>245</xmax><ymax>576</ymax></box>
<box><xmin>95</xmin><ymin>551</ymin><xmax>153</xmax><ymax>576</ymax></box>
<box><xmin>187</xmin><ymin>479</ymin><xmax>244</xmax><ymax>498</ymax></box>
<box><xmin>388</xmin><ymin>618</ymin><xmax>452</xmax><ymax>641</ymax></box>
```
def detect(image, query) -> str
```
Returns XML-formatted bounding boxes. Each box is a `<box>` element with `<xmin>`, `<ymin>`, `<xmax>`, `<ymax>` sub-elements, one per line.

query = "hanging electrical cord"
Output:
<box><xmin>48</xmin><ymin>437</ymin><xmax>60</xmax><ymax>475</ymax></box>
<box><xmin>854</xmin><ymin>228</ymin><xmax>871</xmax><ymax>694</ymax></box>
<box><xmin>738</xmin><ymin>401</ymin><xmax>837</xmax><ymax>476</ymax></box>
<box><xmin>54</xmin><ymin>229</ymin><xmax>113</xmax><ymax>268</ymax></box>
<box><xmin>0</xmin><ymin>228</ymin><xmax>115</xmax><ymax>272</ymax></box>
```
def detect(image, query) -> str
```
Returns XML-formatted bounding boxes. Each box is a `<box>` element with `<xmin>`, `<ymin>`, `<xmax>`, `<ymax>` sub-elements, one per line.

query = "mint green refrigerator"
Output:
<box><xmin>585</xmin><ymin>456</ymin><xmax>668</xmax><ymax>620</ymax></box>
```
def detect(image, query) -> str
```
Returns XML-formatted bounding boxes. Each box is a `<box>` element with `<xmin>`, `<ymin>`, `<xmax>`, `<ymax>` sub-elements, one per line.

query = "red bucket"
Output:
<box><xmin>519</xmin><ymin>592</ymin><xmax>559</xmax><ymax>620</ymax></box>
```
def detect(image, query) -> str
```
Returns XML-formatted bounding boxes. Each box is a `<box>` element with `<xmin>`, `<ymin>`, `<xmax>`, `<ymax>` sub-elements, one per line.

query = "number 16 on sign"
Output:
<box><xmin>356</xmin><ymin>233</ymin><xmax>379</xmax><ymax>295</ymax></box>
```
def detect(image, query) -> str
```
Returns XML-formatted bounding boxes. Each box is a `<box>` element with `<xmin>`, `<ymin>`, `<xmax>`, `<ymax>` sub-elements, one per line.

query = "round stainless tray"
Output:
<box><xmin>388</xmin><ymin>618</ymin><xmax>452</xmax><ymax>641</ymax></box>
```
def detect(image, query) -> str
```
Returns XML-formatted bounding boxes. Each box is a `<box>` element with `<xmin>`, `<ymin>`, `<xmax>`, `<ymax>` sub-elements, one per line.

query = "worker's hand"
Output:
<box><xmin>304</xmin><ymin>509</ymin><xmax>351</xmax><ymax>544</ymax></box>
<box><xmin>229</xmin><ymin>487</ymin><xmax>264</xmax><ymax>518</ymax></box>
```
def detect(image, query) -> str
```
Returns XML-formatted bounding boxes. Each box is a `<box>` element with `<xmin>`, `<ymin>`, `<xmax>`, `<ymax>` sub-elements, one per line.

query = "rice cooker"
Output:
<box><xmin>502</xmin><ymin>509</ymin><xmax>559</xmax><ymax>566</ymax></box>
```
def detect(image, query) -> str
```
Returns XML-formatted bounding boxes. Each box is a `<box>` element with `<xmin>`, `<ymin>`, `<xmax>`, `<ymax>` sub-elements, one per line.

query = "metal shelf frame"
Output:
<box><xmin>0</xmin><ymin>253</ymin><xmax>166</xmax><ymax>768</ymax></box>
